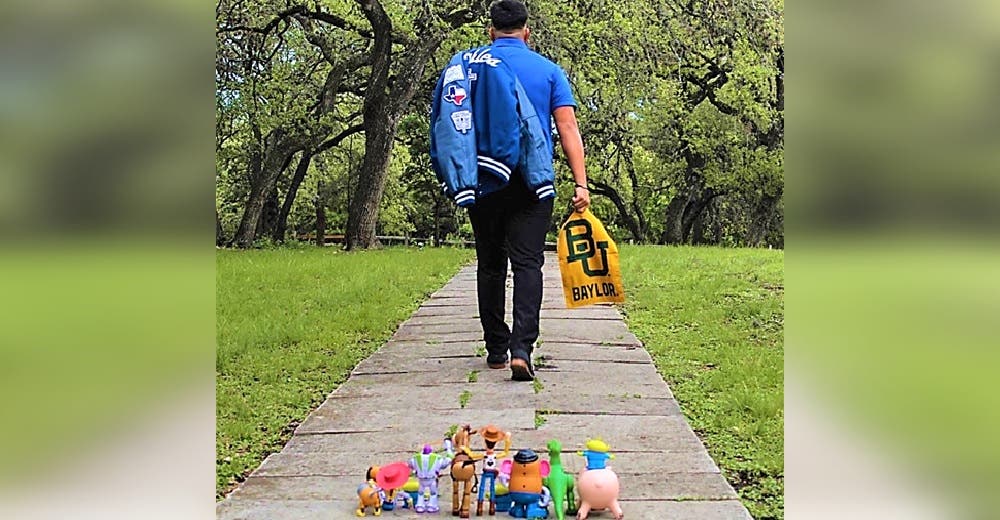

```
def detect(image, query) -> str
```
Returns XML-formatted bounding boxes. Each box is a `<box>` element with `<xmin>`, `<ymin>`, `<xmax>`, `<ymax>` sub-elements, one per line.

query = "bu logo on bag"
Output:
<box><xmin>557</xmin><ymin>209</ymin><xmax>625</xmax><ymax>308</ymax></box>
<box><xmin>564</xmin><ymin>218</ymin><xmax>610</xmax><ymax>276</ymax></box>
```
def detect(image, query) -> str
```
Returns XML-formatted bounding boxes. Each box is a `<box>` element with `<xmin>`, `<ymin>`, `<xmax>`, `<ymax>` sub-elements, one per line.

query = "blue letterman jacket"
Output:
<box><xmin>429</xmin><ymin>46</ymin><xmax>556</xmax><ymax>207</ymax></box>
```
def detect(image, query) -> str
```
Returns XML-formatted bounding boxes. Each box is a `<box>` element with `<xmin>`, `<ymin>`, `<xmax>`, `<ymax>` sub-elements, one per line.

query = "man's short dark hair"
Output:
<box><xmin>490</xmin><ymin>0</ymin><xmax>529</xmax><ymax>31</ymax></box>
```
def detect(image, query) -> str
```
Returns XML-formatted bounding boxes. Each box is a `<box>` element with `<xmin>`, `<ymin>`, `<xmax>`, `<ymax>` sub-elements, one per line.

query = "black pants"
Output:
<box><xmin>468</xmin><ymin>179</ymin><xmax>554</xmax><ymax>362</ymax></box>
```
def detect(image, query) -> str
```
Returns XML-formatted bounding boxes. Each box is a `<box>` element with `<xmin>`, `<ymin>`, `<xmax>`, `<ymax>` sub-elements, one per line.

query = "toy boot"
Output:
<box><xmin>428</xmin><ymin>493</ymin><xmax>440</xmax><ymax>513</ymax></box>
<box><xmin>489</xmin><ymin>499</ymin><xmax>496</xmax><ymax>515</ymax></box>
<box><xmin>415</xmin><ymin>492</ymin><xmax>427</xmax><ymax>513</ymax></box>
<box><xmin>477</xmin><ymin>500</ymin><xmax>484</xmax><ymax>516</ymax></box>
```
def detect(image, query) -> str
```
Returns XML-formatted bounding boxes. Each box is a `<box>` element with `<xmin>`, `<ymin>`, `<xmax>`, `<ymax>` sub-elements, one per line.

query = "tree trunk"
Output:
<box><xmin>233</xmin><ymin>129</ymin><xmax>300</xmax><ymax>248</ymax></box>
<box><xmin>272</xmin><ymin>152</ymin><xmax>313</xmax><ymax>242</ymax></box>
<box><xmin>346</xmin><ymin>112</ymin><xmax>398</xmax><ymax>249</ymax></box>
<box><xmin>681</xmin><ymin>189</ymin><xmax>721</xmax><ymax>243</ymax></box>
<box><xmin>661</xmin><ymin>193</ymin><xmax>688</xmax><ymax>244</ymax></box>
<box><xmin>259</xmin><ymin>188</ymin><xmax>280</xmax><ymax>238</ymax></box>
<box><xmin>590</xmin><ymin>180</ymin><xmax>643</xmax><ymax>242</ymax></box>
<box><xmin>343</xmin><ymin>0</ymin><xmax>460</xmax><ymax>249</ymax></box>
<box><xmin>216</xmin><ymin>208</ymin><xmax>226</xmax><ymax>246</ymax></box>
<box><xmin>691</xmin><ymin>210</ymin><xmax>707</xmax><ymax>245</ymax></box>
<box><xmin>315</xmin><ymin>183</ymin><xmax>326</xmax><ymax>247</ymax></box>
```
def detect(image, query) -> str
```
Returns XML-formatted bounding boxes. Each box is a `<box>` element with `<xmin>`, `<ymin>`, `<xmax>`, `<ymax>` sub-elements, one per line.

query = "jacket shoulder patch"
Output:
<box><xmin>443</xmin><ymin>64</ymin><xmax>464</xmax><ymax>84</ymax></box>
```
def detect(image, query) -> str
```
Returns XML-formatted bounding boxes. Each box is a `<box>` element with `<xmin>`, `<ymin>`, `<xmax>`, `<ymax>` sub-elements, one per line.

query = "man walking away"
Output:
<box><xmin>471</xmin><ymin>0</ymin><xmax>591</xmax><ymax>381</ymax></box>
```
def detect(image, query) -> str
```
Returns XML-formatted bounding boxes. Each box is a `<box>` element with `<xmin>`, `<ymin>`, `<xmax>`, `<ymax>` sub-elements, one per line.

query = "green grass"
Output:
<box><xmin>216</xmin><ymin>246</ymin><xmax>473</xmax><ymax>497</ymax></box>
<box><xmin>620</xmin><ymin>245</ymin><xmax>784</xmax><ymax>519</ymax></box>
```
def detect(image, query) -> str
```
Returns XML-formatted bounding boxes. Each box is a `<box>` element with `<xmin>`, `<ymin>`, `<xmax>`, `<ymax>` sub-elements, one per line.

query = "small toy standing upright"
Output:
<box><xmin>577</xmin><ymin>439</ymin><xmax>614</xmax><ymax>470</ymax></box>
<box><xmin>450</xmin><ymin>425</ymin><xmax>479</xmax><ymax>518</ymax></box>
<box><xmin>458</xmin><ymin>424</ymin><xmax>512</xmax><ymax>516</ymax></box>
<box><xmin>356</xmin><ymin>466</ymin><xmax>386</xmax><ymax>517</ymax></box>
<box><xmin>574</xmin><ymin>440</ymin><xmax>622</xmax><ymax>520</ymax></box>
<box><xmin>409</xmin><ymin>444</ymin><xmax>452</xmax><ymax>513</ymax></box>
<box><xmin>374</xmin><ymin>462</ymin><xmax>413</xmax><ymax>512</ymax></box>
<box><xmin>504</xmin><ymin>449</ymin><xmax>551</xmax><ymax>519</ymax></box>
<box><xmin>543</xmin><ymin>440</ymin><xmax>577</xmax><ymax>520</ymax></box>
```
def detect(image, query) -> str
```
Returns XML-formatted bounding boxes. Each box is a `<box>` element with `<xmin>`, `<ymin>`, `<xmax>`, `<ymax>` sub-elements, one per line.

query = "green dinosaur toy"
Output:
<box><xmin>543</xmin><ymin>439</ymin><xmax>577</xmax><ymax>519</ymax></box>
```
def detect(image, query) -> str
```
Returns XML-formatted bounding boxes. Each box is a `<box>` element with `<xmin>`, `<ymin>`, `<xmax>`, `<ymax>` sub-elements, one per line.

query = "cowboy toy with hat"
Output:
<box><xmin>458</xmin><ymin>424</ymin><xmax>512</xmax><ymax>516</ymax></box>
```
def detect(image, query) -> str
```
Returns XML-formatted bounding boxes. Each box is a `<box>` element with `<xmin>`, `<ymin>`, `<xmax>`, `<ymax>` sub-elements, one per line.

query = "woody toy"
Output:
<box><xmin>460</xmin><ymin>424</ymin><xmax>512</xmax><ymax>516</ymax></box>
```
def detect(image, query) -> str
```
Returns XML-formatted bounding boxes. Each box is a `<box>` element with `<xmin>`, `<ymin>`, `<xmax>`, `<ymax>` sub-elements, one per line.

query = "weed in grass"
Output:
<box><xmin>426</xmin><ymin>339</ymin><xmax>441</xmax><ymax>345</ymax></box>
<box><xmin>467</xmin><ymin>370</ymin><xmax>479</xmax><ymax>383</ymax></box>
<box><xmin>459</xmin><ymin>390</ymin><xmax>472</xmax><ymax>408</ymax></box>
<box><xmin>532</xmin><ymin>378</ymin><xmax>543</xmax><ymax>394</ymax></box>
<box><xmin>633</xmin><ymin>393</ymin><xmax>642</xmax><ymax>399</ymax></box>
<box><xmin>446</xmin><ymin>424</ymin><xmax>459</xmax><ymax>439</ymax></box>
<box><xmin>474</xmin><ymin>345</ymin><xmax>486</xmax><ymax>357</ymax></box>
<box><xmin>534</xmin><ymin>412</ymin><xmax>547</xmax><ymax>428</ymax></box>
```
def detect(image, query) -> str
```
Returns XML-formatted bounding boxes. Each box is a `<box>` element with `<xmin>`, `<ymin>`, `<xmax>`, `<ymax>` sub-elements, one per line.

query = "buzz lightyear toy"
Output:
<box><xmin>409</xmin><ymin>444</ymin><xmax>451</xmax><ymax>513</ymax></box>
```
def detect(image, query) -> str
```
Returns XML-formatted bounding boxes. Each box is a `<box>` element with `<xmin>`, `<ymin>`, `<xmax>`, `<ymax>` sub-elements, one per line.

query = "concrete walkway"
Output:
<box><xmin>218</xmin><ymin>254</ymin><xmax>752</xmax><ymax>519</ymax></box>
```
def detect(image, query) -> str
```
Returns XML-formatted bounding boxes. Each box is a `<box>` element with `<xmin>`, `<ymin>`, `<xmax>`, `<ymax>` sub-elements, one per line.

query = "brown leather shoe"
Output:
<box><xmin>510</xmin><ymin>357</ymin><xmax>535</xmax><ymax>381</ymax></box>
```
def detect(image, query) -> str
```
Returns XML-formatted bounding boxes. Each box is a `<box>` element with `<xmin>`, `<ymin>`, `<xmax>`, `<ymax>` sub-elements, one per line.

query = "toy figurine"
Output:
<box><xmin>493</xmin><ymin>481</ymin><xmax>512</xmax><ymax>513</ymax></box>
<box><xmin>577</xmin><ymin>439</ymin><xmax>614</xmax><ymax>471</ymax></box>
<box><xmin>543</xmin><ymin>440</ymin><xmax>577</xmax><ymax>520</ymax></box>
<box><xmin>575</xmin><ymin>438</ymin><xmax>621</xmax><ymax>519</ymax></box>
<box><xmin>503</xmin><ymin>449</ymin><xmax>551</xmax><ymax>519</ymax></box>
<box><xmin>449</xmin><ymin>425</ymin><xmax>479</xmax><ymax>518</ymax></box>
<box><xmin>356</xmin><ymin>466</ymin><xmax>385</xmax><ymax>517</ymax></box>
<box><xmin>409</xmin><ymin>444</ymin><xmax>451</xmax><ymax>513</ymax></box>
<box><xmin>459</xmin><ymin>424</ymin><xmax>512</xmax><ymax>516</ymax></box>
<box><xmin>402</xmin><ymin>476</ymin><xmax>420</xmax><ymax>507</ymax></box>
<box><xmin>525</xmin><ymin>487</ymin><xmax>552</xmax><ymax>520</ymax></box>
<box><xmin>374</xmin><ymin>462</ymin><xmax>412</xmax><ymax>512</ymax></box>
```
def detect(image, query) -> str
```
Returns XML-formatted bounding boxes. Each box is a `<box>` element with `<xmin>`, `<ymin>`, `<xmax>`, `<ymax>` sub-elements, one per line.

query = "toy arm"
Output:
<box><xmin>499</xmin><ymin>459</ymin><xmax>513</xmax><ymax>485</ymax></box>
<box><xmin>462</xmin><ymin>446</ymin><xmax>483</xmax><ymax>460</ymax></box>
<box><xmin>498</xmin><ymin>432</ymin><xmax>512</xmax><ymax>458</ymax></box>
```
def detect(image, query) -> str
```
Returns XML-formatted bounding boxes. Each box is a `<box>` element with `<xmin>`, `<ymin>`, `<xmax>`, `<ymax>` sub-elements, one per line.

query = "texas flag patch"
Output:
<box><xmin>443</xmin><ymin>85</ymin><xmax>467</xmax><ymax>106</ymax></box>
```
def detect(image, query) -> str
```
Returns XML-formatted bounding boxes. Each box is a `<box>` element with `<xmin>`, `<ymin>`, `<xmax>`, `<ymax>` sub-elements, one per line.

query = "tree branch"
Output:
<box><xmin>314</xmin><ymin>124</ymin><xmax>365</xmax><ymax>154</ymax></box>
<box><xmin>217</xmin><ymin>6</ymin><xmax>308</xmax><ymax>34</ymax></box>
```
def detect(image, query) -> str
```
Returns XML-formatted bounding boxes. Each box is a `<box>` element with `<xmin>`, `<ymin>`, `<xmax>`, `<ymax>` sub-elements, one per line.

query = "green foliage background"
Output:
<box><xmin>217</xmin><ymin>0</ymin><xmax>783</xmax><ymax>247</ymax></box>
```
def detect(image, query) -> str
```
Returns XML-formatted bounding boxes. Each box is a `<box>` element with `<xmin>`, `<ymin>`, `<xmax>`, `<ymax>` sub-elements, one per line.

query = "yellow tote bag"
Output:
<box><xmin>556</xmin><ymin>209</ymin><xmax>626</xmax><ymax>308</ymax></box>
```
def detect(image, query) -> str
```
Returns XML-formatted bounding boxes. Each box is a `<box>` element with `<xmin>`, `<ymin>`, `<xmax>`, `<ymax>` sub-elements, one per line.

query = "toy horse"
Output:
<box><xmin>449</xmin><ymin>425</ymin><xmax>478</xmax><ymax>518</ymax></box>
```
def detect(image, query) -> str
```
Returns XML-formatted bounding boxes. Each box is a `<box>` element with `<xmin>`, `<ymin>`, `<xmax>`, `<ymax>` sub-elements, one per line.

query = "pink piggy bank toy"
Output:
<box><xmin>575</xmin><ymin>467</ymin><xmax>622</xmax><ymax>520</ymax></box>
